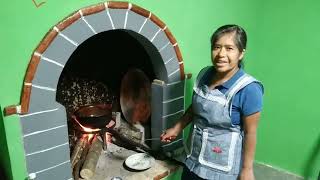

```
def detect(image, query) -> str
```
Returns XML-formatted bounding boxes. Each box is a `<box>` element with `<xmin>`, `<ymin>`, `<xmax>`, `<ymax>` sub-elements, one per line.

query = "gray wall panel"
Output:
<box><xmin>165</xmin><ymin>59</ymin><xmax>180</xmax><ymax>80</ymax></box>
<box><xmin>26</xmin><ymin>144</ymin><xmax>70</xmax><ymax>174</ymax></box>
<box><xmin>160</xmin><ymin>45</ymin><xmax>181</xmax><ymax>82</ymax></box>
<box><xmin>32</xmin><ymin>161</ymin><xmax>72</xmax><ymax>180</ymax></box>
<box><xmin>24</xmin><ymin>126</ymin><xmax>69</xmax><ymax>154</ymax></box>
<box><xmin>126</xmin><ymin>11</ymin><xmax>146</xmax><ymax>32</ymax></box>
<box><xmin>167</xmin><ymin>70</ymin><xmax>181</xmax><ymax>83</ymax></box>
<box><xmin>85</xmin><ymin>10</ymin><xmax>113</xmax><ymax>34</ymax></box>
<box><xmin>109</xmin><ymin>9</ymin><xmax>127</xmax><ymax>29</ymax></box>
<box><xmin>27</xmin><ymin>87</ymin><xmax>58</xmax><ymax>113</ymax></box>
<box><xmin>140</xmin><ymin>20</ymin><xmax>159</xmax><ymax>41</ymax></box>
<box><xmin>42</xmin><ymin>35</ymin><xmax>77</xmax><ymax>65</ymax></box>
<box><xmin>164</xmin><ymin>81</ymin><xmax>185</xmax><ymax>100</ymax></box>
<box><xmin>61</xmin><ymin>19</ymin><xmax>95</xmax><ymax>45</ymax></box>
<box><xmin>20</xmin><ymin>105</ymin><xmax>66</xmax><ymax>135</ymax></box>
<box><xmin>126</xmin><ymin>30</ymin><xmax>168</xmax><ymax>82</ymax></box>
<box><xmin>159</xmin><ymin>44</ymin><xmax>176</xmax><ymax>63</ymax></box>
<box><xmin>151</xmin><ymin>82</ymin><xmax>164</xmax><ymax>150</ymax></box>
<box><xmin>32</xmin><ymin>59</ymin><xmax>63</xmax><ymax>90</ymax></box>
<box><xmin>163</xmin><ymin>98</ymin><xmax>184</xmax><ymax>116</ymax></box>
<box><xmin>151</xmin><ymin>31</ymin><xmax>170</xmax><ymax>50</ymax></box>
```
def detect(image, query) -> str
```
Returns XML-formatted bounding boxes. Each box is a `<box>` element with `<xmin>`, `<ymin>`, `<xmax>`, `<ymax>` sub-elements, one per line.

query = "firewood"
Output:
<box><xmin>73</xmin><ymin>139</ymin><xmax>90</xmax><ymax>180</ymax></box>
<box><xmin>80</xmin><ymin>136</ymin><xmax>103</xmax><ymax>179</ymax></box>
<box><xmin>71</xmin><ymin>135</ymin><xmax>89</xmax><ymax>169</ymax></box>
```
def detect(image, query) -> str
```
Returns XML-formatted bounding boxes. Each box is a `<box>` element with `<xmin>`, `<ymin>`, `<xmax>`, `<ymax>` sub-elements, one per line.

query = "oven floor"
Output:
<box><xmin>92</xmin><ymin>142</ymin><xmax>181</xmax><ymax>180</ymax></box>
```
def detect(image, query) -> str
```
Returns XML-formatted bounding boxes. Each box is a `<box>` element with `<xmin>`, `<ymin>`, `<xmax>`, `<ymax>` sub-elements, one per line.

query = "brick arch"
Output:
<box><xmin>5</xmin><ymin>1</ymin><xmax>189</xmax><ymax>116</ymax></box>
<box><xmin>3</xmin><ymin>3</ymin><xmax>192</xmax><ymax>179</ymax></box>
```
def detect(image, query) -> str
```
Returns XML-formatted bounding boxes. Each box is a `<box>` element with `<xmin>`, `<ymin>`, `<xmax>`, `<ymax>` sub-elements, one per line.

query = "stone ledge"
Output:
<box><xmin>254</xmin><ymin>162</ymin><xmax>304</xmax><ymax>180</ymax></box>
<box><xmin>92</xmin><ymin>143</ymin><xmax>181</xmax><ymax>180</ymax></box>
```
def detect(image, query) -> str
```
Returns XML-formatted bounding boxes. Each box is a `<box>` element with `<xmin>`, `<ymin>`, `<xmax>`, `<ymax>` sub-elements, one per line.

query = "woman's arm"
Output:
<box><xmin>160</xmin><ymin>105</ymin><xmax>193</xmax><ymax>142</ymax></box>
<box><xmin>240</xmin><ymin>111</ymin><xmax>261</xmax><ymax>180</ymax></box>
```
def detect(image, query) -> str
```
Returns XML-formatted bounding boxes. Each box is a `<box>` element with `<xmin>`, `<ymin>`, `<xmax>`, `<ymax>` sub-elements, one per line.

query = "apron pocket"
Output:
<box><xmin>198</xmin><ymin>130</ymin><xmax>239</xmax><ymax>172</ymax></box>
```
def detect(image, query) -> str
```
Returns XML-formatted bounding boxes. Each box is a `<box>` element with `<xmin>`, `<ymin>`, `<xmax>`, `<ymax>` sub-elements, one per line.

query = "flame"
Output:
<box><xmin>105</xmin><ymin>132</ymin><xmax>112</xmax><ymax>144</ymax></box>
<box><xmin>73</xmin><ymin>117</ymin><xmax>101</xmax><ymax>133</ymax></box>
<box><xmin>88</xmin><ymin>134</ymin><xmax>95</xmax><ymax>141</ymax></box>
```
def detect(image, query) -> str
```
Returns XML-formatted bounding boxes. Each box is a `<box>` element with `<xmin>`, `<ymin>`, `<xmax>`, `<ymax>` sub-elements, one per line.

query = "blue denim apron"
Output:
<box><xmin>185</xmin><ymin>67</ymin><xmax>259</xmax><ymax>180</ymax></box>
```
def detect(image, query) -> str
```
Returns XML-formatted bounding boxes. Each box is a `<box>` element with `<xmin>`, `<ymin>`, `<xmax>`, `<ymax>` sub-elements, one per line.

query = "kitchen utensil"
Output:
<box><xmin>124</xmin><ymin>153</ymin><xmax>155</xmax><ymax>171</ymax></box>
<box><xmin>120</xmin><ymin>68</ymin><xmax>151</xmax><ymax>124</ymax></box>
<box><xmin>72</xmin><ymin>103</ymin><xmax>112</xmax><ymax>129</ymax></box>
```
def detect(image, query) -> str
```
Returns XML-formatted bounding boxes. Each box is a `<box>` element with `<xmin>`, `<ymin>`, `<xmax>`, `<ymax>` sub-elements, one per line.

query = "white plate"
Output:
<box><xmin>125</xmin><ymin>153</ymin><xmax>155</xmax><ymax>170</ymax></box>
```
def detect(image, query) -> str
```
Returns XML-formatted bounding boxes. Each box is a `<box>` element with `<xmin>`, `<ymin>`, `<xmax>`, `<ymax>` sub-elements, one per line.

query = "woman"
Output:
<box><xmin>161</xmin><ymin>24</ymin><xmax>264</xmax><ymax>180</ymax></box>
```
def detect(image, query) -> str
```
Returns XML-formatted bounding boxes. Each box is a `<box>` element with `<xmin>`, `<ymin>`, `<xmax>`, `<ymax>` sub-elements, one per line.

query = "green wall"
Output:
<box><xmin>251</xmin><ymin>0</ymin><xmax>320</xmax><ymax>179</ymax></box>
<box><xmin>0</xmin><ymin>106</ymin><xmax>10</xmax><ymax>180</ymax></box>
<box><xmin>1</xmin><ymin>0</ymin><xmax>320</xmax><ymax>179</ymax></box>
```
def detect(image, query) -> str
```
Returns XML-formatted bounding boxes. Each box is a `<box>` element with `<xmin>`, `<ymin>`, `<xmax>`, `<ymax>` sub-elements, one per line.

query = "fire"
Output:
<box><xmin>105</xmin><ymin>132</ymin><xmax>112</xmax><ymax>144</ymax></box>
<box><xmin>87</xmin><ymin>134</ymin><xmax>95</xmax><ymax>141</ymax></box>
<box><xmin>73</xmin><ymin>117</ymin><xmax>101</xmax><ymax>133</ymax></box>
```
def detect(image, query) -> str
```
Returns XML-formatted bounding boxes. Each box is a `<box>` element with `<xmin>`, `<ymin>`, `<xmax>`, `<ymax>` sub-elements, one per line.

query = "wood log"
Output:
<box><xmin>80</xmin><ymin>136</ymin><xmax>103</xmax><ymax>179</ymax></box>
<box><xmin>73</xmin><ymin>139</ymin><xmax>90</xmax><ymax>180</ymax></box>
<box><xmin>71</xmin><ymin>135</ymin><xmax>89</xmax><ymax>169</ymax></box>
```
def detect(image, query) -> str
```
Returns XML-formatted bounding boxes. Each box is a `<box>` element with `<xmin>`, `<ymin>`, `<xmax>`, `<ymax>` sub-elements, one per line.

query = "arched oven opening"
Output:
<box><xmin>56</xmin><ymin>29</ymin><xmax>164</xmax><ymax>178</ymax></box>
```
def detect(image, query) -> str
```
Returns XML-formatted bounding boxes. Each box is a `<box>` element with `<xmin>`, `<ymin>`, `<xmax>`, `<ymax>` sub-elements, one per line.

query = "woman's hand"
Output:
<box><xmin>239</xmin><ymin>167</ymin><xmax>255</xmax><ymax>180</ymax></box>
<box><xmin>160</xmin><ymin>105</ymin><xmax>194</xmax><ymax>143</ymax></box>
<box><xmin>160</xmin><ymin>127</ymin><xmax>180</xmax><ymax>143</ymax></box>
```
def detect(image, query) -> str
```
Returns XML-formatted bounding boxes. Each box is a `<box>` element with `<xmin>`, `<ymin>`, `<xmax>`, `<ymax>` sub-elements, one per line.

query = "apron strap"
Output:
<box><xmin>225</xmin><ymin>74</ymin><xmax>257</xmax><ymax>116</ymax></box>
<box><xmin>193</xmin><ymin>66</ymin><xmax>212</xmax><ymax>90</ymax></box>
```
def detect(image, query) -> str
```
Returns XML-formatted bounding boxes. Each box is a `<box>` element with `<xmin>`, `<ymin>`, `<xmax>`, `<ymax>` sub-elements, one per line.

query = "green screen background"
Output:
<box><xmin>1</xmin><ymin>0</ymin><xmax>320</xmax><ymax>179</ymax></box>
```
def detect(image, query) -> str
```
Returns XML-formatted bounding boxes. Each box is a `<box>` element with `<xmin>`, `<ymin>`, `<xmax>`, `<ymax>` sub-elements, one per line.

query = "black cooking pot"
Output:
<box><xmin>72</xmin><ymin>104</ymin><xmax>112</xmax><ymax>129</ymax></box>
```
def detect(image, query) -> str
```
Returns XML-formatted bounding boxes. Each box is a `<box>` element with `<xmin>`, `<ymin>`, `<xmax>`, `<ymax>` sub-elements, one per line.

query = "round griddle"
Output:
<box><xmin>120</xmin><ymin>68</ymin><xmax>151</xmax><ymax>124</ymax></box>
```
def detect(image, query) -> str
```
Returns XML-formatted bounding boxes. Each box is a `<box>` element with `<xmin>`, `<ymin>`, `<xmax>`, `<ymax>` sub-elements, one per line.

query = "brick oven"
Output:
<box><xmin>3</xmin><ymin>1</ymin><xmax>191</xmax><ymax>180</ymax></box>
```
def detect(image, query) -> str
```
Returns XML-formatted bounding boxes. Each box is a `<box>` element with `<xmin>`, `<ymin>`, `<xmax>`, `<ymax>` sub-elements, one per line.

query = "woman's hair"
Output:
<box><xmin>210</xmin><ymin>24</ymin><xmax>247</xmax><ymax>67</ymax></box>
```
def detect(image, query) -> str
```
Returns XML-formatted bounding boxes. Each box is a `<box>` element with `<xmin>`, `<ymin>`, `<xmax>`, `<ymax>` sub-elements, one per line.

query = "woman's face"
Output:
<box><xmin>212</xmin><ymin>32</ymin><xmax>244</xmax><ymax>73</ymax></box>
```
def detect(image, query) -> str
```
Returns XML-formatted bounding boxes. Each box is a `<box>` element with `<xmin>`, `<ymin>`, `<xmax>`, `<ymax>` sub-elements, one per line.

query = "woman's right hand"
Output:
<box><xmin>160</xmin><ymin>127</ymin><xmax>180</xmax><ymax>143</ymax></box>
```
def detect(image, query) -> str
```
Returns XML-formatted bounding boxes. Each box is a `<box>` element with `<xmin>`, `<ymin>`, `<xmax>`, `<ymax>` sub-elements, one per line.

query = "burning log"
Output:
<box><xmin>80</xmin><ymin>136</ymin><xmax>103</xmax><ymax>179</ymax></box>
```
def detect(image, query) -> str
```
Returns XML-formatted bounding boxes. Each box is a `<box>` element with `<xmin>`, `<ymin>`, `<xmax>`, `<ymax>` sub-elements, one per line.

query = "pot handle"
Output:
<box><xmin>70</xmin><ymin>114</ymin><xmax>78</xmax><ymax>122</ymax></box>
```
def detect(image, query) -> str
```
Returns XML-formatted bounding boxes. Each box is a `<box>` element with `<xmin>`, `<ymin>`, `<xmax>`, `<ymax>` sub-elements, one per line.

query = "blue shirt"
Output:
<box><xmin>203</xmin><ymin>67</ymin><xmax>264</xmax><ymax>125</ymax></box>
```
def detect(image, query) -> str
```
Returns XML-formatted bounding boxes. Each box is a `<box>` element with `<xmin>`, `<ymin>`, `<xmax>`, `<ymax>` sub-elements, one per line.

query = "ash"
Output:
<box><xmin>56</xmin><ymin>76</ymin><xmax>115</xmax><ymax>114</ymax></box>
